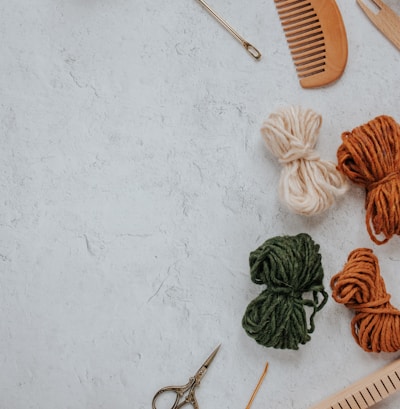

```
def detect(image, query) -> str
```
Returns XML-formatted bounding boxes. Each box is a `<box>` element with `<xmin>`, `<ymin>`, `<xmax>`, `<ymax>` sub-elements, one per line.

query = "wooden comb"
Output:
<box><xmin>274</xmin><ymin>0</ymin><xmax>348</xmax><ymax>88</ymax></box>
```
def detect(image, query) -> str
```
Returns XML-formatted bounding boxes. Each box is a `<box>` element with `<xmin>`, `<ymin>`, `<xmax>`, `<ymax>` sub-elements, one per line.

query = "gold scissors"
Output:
<box><xmin>152</xmin><ymin>345</ymin><xmax>220</xmax><ymax>409</ymax></box>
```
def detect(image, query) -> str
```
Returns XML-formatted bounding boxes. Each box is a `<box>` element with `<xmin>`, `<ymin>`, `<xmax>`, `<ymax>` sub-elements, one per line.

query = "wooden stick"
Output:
<box><xmin>245</xmin><ymin>361</ymin><xmax>269</xmax><ymax>409</ymax></box>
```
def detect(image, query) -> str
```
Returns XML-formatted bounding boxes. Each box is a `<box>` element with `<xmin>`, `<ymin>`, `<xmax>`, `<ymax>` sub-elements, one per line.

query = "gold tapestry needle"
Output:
<box><xmin>195</xmin><ymin>0</ymin><xmax>262</xmax><ymax>60</ymax></box>
<box><xmin>245</xmin><ymin>361</ymin><xmax>269</xmax><ymax>409</ymax></box>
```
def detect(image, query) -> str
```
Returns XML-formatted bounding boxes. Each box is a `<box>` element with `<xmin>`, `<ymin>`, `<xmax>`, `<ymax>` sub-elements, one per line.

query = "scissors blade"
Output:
<box><xmin>193</xmin><ymin>344</ymin><xmax>221</xmax><ymax>383</ymax></box>
<box><xmin>356</xmin><ymin>0</ymin><xmax>400</xmax><ymax>50</ymax></box>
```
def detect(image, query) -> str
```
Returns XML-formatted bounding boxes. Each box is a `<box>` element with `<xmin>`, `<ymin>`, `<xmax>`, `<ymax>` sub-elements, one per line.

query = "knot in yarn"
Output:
<box><xmin>367</xmin><ymin>171</ymin><xmax>400</xmax><ymax>192</ymax></box>
<box><xmin>337</xmin><ymin>115</ymin><xmax>400</xmax><ymax>244</ymax></box>
<box><xmin>278</xmin><ymin>142</ymin><xmax>320</xmax><ymax>164</ymax></box>
<box><xmin>242</xmin><ymin>233</ymin><xmax>328</xmax><ymax>350</ymax></box>
<box><xmin>331</xmin><ymin>248</ymin><xmax>400</xmax><ymax>353</ymax></box>
<box><xmin>261</xmin><ymin>106</ymin><xmax>348</xmax><ymax>216</ymax></box>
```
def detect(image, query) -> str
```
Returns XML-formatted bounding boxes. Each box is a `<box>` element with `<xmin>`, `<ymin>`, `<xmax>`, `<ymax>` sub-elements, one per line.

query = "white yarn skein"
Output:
<box><xmin>260</xmin><ymin>106</ymin><xmax>348</xmax><ymax>216</ymax></box>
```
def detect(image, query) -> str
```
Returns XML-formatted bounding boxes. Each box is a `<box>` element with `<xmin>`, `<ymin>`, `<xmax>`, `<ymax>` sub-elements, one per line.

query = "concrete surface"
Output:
<box><xmin>1</xmin><ymin>0</ymin><xmax>400</xmax><ymax>408</ymax></box>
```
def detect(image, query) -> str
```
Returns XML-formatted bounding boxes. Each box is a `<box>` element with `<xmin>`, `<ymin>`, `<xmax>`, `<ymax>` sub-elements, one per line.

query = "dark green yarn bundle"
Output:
<box><xmin>242</xmin><ymin>233</ymin><xmax>329</xmax><ymax>350</ymax></box>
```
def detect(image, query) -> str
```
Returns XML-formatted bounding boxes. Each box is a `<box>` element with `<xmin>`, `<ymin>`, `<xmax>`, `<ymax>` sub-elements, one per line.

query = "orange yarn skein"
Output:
<box><xmin>331</xmin><ymin>248</ymin><xmax>400</xmax><ymax>353</ymax></box>
<box><xmin>337</xmin><ymin>115</ymin><xmax>400</xmax><ymax>244</ymax></box>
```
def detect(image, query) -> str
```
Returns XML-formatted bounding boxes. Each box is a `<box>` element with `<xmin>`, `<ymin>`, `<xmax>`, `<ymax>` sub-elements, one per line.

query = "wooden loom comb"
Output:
<box><xmin>274</xmin><ymin>0</ymin><xmax>348</xmax><ymax>88</ymax></box>
<box><xmin>309</xmin><ymin>358</ymin><xmax>400</xmax><ymax>409</ymax></box>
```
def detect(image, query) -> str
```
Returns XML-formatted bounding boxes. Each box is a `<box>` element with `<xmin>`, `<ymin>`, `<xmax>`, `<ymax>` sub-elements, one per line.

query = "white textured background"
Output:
<box><xmin>1</xmin><ymin>1</ymin><xmax>400</xmax><ymax>408</ymax></box>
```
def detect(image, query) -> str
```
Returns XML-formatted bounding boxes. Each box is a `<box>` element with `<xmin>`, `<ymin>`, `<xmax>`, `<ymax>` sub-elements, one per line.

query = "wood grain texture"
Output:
<box><xmin>357</xmin><ymin>0</ymin><xmax>400</xmax><ymax>50</ymax></box>
<box><xmin>274</xmin><ymin>0</ymin><xmax>348</xmax><ymax>88</ymax></box>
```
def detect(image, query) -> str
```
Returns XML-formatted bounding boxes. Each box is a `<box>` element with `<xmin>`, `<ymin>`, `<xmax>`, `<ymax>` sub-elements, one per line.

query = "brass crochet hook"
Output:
<box><xmin>195</xmin><ymin>0</ymin><xmax>262</xmax><ymax>60</ymax></box>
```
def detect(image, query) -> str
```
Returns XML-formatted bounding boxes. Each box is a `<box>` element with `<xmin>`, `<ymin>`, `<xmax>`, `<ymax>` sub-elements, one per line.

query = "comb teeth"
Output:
<box><xmin>273</xmin><ymin>0</ymin><xmax>348</xmax><ymax>88</ymax></box>
<box><xmin>275</xmin><ymin>0</ymin><xmax>327</xmax><ymax>80</ymax></box>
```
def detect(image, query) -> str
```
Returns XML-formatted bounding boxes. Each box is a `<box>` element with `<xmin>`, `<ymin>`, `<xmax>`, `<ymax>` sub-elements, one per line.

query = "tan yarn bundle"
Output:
<box><xmin>261</xmin><ymin>106</ymin><xmax>348</xmax><ymax>215</ymax></box>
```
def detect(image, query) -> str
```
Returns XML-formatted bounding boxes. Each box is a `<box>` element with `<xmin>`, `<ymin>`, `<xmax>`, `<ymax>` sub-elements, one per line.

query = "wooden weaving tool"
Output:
<box><xmin>309</xmin><ymin>358</ymin><xmax>400</xmax><ymax>409</ymax></box>
<box><xmin>357</xmin><ymin>0</ymin><xmax>400</xmax><ymax>50</ymax></box>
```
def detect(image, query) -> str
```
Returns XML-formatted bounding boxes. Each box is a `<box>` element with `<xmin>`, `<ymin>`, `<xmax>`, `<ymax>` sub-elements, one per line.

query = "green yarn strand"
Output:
<box><xmin>242</xmin><ymin>233</ymin><xmax>328</xmax><ymax>350</ymax></box>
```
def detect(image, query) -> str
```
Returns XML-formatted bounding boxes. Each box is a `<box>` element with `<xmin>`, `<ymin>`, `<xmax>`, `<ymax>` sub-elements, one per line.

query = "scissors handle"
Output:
<box><xmin>152</xmin><ymin>386</ymin><xmax>181</xmax><ymax>409</ymax></box>
<box><xmin>152</xmin><ymin>346</ymin><xmax>220</xmax><ymax>409</ymax></box>
<box><xmin>152</xmin><ymin>378</ymin><xmax>199</xmax><ymax>409</ymax></box>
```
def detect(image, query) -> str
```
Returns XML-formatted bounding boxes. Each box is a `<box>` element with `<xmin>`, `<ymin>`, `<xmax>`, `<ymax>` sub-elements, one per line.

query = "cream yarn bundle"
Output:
<box><xmin>261</xmin><ymin>106</ymin><xmax>348</xmax><ymax>215</ymax></box>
